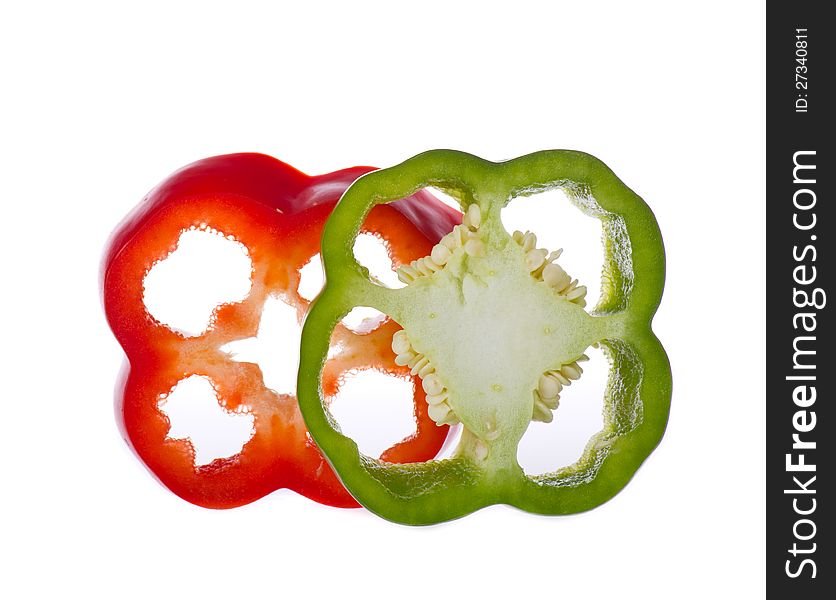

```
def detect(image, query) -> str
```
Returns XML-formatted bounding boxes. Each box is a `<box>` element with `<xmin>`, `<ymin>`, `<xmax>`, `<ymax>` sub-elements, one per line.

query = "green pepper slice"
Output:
<box><xmin>298</xmin><ymin>150</ymin><xmax>671</xmax><ymax>525</ymax></box>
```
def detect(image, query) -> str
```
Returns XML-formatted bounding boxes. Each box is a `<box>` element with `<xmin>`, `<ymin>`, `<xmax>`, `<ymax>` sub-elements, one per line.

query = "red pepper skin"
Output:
<box><xmin>103</xmin><ymin>154</ymin><xmax>460</xmax><ymax>509</ymax></box>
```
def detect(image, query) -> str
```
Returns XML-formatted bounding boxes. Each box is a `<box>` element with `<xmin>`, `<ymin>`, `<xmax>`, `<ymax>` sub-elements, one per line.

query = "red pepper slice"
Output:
<box><xmin>102</xmin><ymin>153</ymin><xmax>460</xmax><ymax>508</ymax></box>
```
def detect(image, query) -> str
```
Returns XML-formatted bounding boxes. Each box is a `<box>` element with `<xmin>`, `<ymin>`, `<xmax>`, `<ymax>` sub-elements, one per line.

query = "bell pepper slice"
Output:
<box><xmin>102</xmin><ymin>153</ymin><xmax>459</xmax><ymax>509</ymax></box>
<box><xmin>298</xmin><ymin>149</ymin><xmax>671</xmax><ymax>524</ymax></box>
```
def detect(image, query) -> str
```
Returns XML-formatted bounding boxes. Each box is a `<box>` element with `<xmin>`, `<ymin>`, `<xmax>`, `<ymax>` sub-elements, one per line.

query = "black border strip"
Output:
<box><xmin>767</xmin><ymin>3</ymin><xmax>832</xmax><ymax>596</ymax></box>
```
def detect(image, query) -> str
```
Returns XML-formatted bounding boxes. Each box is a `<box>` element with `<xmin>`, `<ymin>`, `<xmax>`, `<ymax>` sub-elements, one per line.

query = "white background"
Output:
<box><xmin>1</xmin><ymin>1</ymin><xmax>764</xmax><ymax>598</ymax></box>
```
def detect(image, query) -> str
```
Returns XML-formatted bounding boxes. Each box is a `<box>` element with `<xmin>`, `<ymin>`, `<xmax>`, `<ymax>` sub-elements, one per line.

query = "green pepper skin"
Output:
<box><xmin>298</xmin><ymin>150</ymin><xmax>671</xmax><ymax>525</ymax></box>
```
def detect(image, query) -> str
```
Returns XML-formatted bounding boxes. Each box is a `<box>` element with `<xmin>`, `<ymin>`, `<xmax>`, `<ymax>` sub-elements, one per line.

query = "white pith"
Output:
<box><xmin>531</xmin><ymin>355</ymin><xmax>588</xmax><ymax>423</ymax></box>
<box><xmin>390</xmin><ymin>204</ymin><xmax>597</xmax><ymax>461</ymax></box>
<box><xmin>397</xmin><ymin>204</ymin><xmax>485</xmax><ymax>284</ymax></box>
<box><xmin>510</xmin><ymin>230</ymin><xmax>588</xmax><ymax>307</ymax></box>
<box><xmin>391</xmin><ymin>329</ymin><xmax>458</xmax><ymax>426</ymax></box>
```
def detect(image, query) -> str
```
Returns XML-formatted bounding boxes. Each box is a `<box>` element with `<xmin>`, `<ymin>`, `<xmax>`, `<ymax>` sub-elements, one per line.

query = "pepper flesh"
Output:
<box><xmin>102</xmin><ymin>153</ymin><xmax>459</xmax><ymax>509</ymax></box>
<box><xmin>298</xmin><ymin>150</ymin><xmax>671</xmax><ymax>524</ymax></box>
